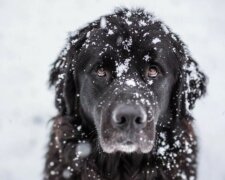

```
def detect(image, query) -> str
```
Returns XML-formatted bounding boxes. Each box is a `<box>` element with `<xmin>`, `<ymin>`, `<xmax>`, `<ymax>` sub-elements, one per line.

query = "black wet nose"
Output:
<box><xmin>112</xmin><ymin>104</ymin><xmax>147</xmax><ymax>130</ymax></box>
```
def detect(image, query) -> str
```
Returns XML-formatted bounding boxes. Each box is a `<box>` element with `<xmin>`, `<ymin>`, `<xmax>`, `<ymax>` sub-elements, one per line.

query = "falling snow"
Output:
<box><xmin>75</xmin><ymin>142</ymin><xmax>92</xmax><ymax>158</ymax></box>
<box><xmin>1</xmin><ymin>1</ymin><xmax>225</xmax><ymax>180</ymax></box>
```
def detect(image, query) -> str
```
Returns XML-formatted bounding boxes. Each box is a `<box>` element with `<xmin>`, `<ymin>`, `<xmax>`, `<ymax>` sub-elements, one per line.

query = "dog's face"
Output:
<box><xmin>76</xmin><ymin>19</ymin><xmax>179</xmax><ymax>153</ymax></box>
<box><xmin>51</xmin><ymin>9</ymin><xmax>206</xmax><ymax>154</ymax></box>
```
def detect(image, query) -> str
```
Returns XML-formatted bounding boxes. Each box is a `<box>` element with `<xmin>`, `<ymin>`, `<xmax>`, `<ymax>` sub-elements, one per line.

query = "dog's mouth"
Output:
<box><xmin>99</xmin><ymin>140</ymin><xmax>155</xmax><ymax>154</ymax></box>
<box><xmin>98</xmin><ymin>130</ymin><xmax>155</xmax><ymax>154</ymax></box>
<box><xmin>111</xmin><ymin>143</ymin><xmax>138</xmax><ymax>153</ymax></box>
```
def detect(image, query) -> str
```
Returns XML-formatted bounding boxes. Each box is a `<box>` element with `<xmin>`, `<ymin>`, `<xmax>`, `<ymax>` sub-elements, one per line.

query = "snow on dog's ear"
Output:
<box><xmin>183</xmin><ymin>56</ymin><xmax>207</xmax><ymax>110</ymax></box>
<box><xmin>49</xmin><ymin>25</ymin><xmax>97</xmax><ymax>116</ymax></box>
<box><xmin>171</xmin><ymin>39</ymin><xmax>207</xmax><ymax>119</ymax></box>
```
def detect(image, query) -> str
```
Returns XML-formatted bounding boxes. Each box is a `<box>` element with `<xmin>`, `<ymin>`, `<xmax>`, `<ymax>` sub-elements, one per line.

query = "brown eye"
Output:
<box><xmin>147</xmin><ymin>66</ymin><xmax>158</xmax><ymax>77</ymax></box>
<box><xmin>97</xmin><ymin>67</ymin><xmax>106</xmax><ymax>77</ymax></box>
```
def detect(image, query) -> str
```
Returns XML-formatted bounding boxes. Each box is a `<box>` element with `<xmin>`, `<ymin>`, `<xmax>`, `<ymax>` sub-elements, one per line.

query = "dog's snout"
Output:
<box><xmin>112</xmin><ymin>104</ymin><xmax>147</xmax><ymax>130</ymax></box>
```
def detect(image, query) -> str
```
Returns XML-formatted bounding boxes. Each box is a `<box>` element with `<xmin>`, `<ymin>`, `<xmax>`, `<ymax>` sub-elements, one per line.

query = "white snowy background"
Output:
<box><xmin>0</xmin><ymin>0</ymin><xmax>225</xmax><ymax>179</ymax></box>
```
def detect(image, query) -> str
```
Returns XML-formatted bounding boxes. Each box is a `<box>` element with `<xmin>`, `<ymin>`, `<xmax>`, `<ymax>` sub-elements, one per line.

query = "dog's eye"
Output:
<box><xmin>147</xmin><ymin>66</ymin><xmax>158</xmax><ymax>77</ymax></box>
<box><xmin>96</xmin><ymin>67</ymin><xmax>107</xmax><ymax>77</ymax></box>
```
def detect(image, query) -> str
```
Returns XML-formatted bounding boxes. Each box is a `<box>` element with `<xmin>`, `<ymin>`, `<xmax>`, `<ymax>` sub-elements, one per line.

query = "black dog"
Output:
<box><xmin>45</xmin><ymin>8</ymin><xmax>206</xmax><ymax>180</ymax></box>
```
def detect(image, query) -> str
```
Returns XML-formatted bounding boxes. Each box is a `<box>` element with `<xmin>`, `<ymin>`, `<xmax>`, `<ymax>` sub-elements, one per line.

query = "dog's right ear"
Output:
<box><xmin>49</xmin><ymin>24</ymin><xmax>97</xmax><ymax>116</ymax></box>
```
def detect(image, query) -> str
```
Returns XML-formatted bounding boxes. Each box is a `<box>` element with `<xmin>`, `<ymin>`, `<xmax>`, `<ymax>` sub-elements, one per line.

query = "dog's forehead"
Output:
<box><xmin>84</xmin><ymin>28</ymin><xmax>177</xmax><ymax>67</ymax></box>
<box><xmin>78</xmin><ymin>10</ymin><xmax>180</xmax><ymax>73</ymax></box>
<box><xmin>86</xmin><ymin>15</ymin><xmax>175</xmax><ymax>55</ymax></box>
<box><xmin>87</xmin><ymin>23</ymin><xmax>168</xmax><ymax>50</ymax></box>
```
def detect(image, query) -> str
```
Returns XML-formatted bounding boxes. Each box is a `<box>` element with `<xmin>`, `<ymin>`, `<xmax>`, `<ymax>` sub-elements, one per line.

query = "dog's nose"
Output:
<box><xmin>112</xmin><ymin>104</ymin><xmax>147</xmax><ymax>130</ymax></box>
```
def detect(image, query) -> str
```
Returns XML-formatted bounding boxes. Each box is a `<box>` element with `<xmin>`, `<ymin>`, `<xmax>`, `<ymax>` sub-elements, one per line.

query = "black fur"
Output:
<box><xmin>44</xmin><ymin>8</ymin><xmax>206</xmax><ymax>180</ymax></box>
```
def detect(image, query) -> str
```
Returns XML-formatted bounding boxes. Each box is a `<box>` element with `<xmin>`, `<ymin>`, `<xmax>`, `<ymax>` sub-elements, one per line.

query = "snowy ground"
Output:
<box><xmin>0</xmin><ymin>0</ymin><xmax>225</xmax><ymax>179</ymax></box>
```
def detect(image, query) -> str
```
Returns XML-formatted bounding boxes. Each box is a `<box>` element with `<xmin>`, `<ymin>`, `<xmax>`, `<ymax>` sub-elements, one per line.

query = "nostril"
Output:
<box><xmin>134</xmin><ymin>115</ymin><xmax>147</xmax><ymax>129</ymax></box>
<box><xmin>114</xmin><ymin>115</ymin><xmax>127</xmax><ymax>125</ymax></box>
<box><xmin>118</xmin><ymin>116</ymin><xmax>126</xmax><ymax>124</ymax></box>
<box><xmin>135</xmin><ymin>117</ymin><xmax>143</xmax><ymax>124</ymax></box>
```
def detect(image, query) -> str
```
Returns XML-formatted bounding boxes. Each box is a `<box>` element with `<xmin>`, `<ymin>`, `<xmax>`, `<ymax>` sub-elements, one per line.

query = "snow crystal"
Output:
<box><xmin>62</xmin><ymin>169</ymin><xmax>72</xmax><ymax>179</ymax></box>
<box><xmin>184</xmin><ymin>62</ymin><xmax>199</xmax><ymax>80</ymax></box>
<box><xmin>186</xmin><ymin>157</ymin><xmax>192</xmax><ymax>163</ymax></box>
<box><xmin>116</xmin><ymin>36</ymin><xmax>123</xmax><ymax>46</ymax></box>
<box><xmin>161</xmin><ymin>23</ymin><xmax>170</xmax><ymax>34</ymax></box>
<box><xmin>180</xmin><ymin>172</ymin><xmax>187</xmax><ymax>180</ymax></box>
<box><xmin>159</xmin><ymin>132</ymin><xmax>166</xmax><ymax>140</ymax></box>
<box><xmin>148</xmin><ymin>80</ymin><xmax>153</xmax><ymax>85</ymax></box>
<box><xmin>75</xmin><ymin>142</ymin><xmax>91</xmax><ymax>158</ymax></box>
<box><xmin>50</xmin><ymin>170</ymin><xmax>56</xmax><ymax>175</ymax></box>
<box><xmin>49</xmin><ymin>161</ymin><xmax>54</xmax><ymax>167</ymax></box>
<box><xmin>56</xmin><ymin>98</ymin><xmax>62</xmax><ymax>103</ymax></box>
<box><xmin>174</xmin><ymin>140</ymin><xmax>181</xmax><ymax>148</ymax></box>
<box><xmin>86</xmin><ymin>31</ymin><xmax>90</xmax><ymax>38</ymax></box>
<box><xmin>71</xmin><ymin>39</ymin><xmax>78</xmax><ymax>45</ymax></box>
<box><xmin>152</xmin><ymin>37</ymin><xmax>161</xmax><ymax>44</ymax></box>
<box><xmin>77</xmin><ymin>125</ymin><xmax>82</xmax><ymax>131</ymax></box>
<box><xmin>100</xmin><ymin>17</ymin><xmax>106</xmax><ymax>28</ymax></box>
<box><xmin>139</xmin><ymin>20</ymin><xmax>147</xmax><ymax>26</ymax></box>
<box><xmin>143</xmin><ymin>32</ymin><xmax>149</xmax><ymax>37</ymax></box>
<box><xmin>125</xmin><ymin>79</ymin><xmax>136</xmax><ymax>87</ymax></box>
<box><xmin>116</xmin><ymin>58</ymin><xmax>131</xmax><ymax>77</ymax></box>
<box><xmin>140</xmin><ymin>98</ymin><xmax>151</xmax><ymax>106</ymax></box>
<box><xmin>143</xmin><ymin>54</ymin><xmax>151</xmax><ymax>62</ymax></box>
<box><xmin>157</xmin><ymin>145</ymin><xmax>169</xmax><ymax>156</ymax></box>
<box><xmin>172</xmin><ymin>47</ymin><xmax>176</xmax><ymax>53</ymax></box>
<box><xmin>171</xmin><ymin>34</ymin><xmax>177</xmax><ymax>41</ymax></box>
<box><xmin>125</xmin><ymin>18</ymin><xmax>132</xmax><ymax>25</ymax></box>
<box><xmin>184</xmin><ymin>140</ymin><xmax>193</xmax><ymax>154</ymax></box>
<box><xmin>126</xmin><ymin>11</ymin><xmax>131</xmax><ymax>17</ymax></box>
<box><xmin>134</xmin><ymin>92</ymin><xmax>140</xmax><ymax>98</ymax></box>
<box><xmin>122</xmin><ymin>37</ymin><xmax>133</xmax><ymax>51</ymax></box>
<box><xmin>108</xmin><ymin>29</ymin><xmax>114</xmax><ymax>35</ymax></box>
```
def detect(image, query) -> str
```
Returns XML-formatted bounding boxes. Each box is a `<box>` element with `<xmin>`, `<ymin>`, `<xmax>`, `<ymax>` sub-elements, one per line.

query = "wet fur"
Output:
<box><xmin>44</xmin><ymin>8</ymin><xmax>206</xmax><ymax>180</ymax></box>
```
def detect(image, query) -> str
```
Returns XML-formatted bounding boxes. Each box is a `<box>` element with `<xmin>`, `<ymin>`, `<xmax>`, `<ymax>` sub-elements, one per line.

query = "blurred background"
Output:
<box><xmin>0</xmin><ymin>0</ymin><xmax>225</xmax><ymax>179</ymax></box>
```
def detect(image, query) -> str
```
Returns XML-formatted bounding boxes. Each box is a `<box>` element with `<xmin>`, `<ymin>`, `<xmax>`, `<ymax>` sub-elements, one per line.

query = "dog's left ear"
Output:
<box><xmin>183</xmin><ymin>56</ymin><xmax>207</xmax><ymax>110</ymax></box>
<box><xmin>172</xmin><ymin>53</ymin><xmax>207</xmax><ymax>119</ymax></box>
<box><xmin>170</xmin><ymin>38</ymin><xmax>207</xmax><ymax>119</ymax></box>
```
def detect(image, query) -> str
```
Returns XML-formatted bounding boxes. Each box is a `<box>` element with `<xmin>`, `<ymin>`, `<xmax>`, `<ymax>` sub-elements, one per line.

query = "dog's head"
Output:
<box><xmin>50</xmin><ymin>9</ymin><xmax>206</xmax><ymax>154</ymax></box>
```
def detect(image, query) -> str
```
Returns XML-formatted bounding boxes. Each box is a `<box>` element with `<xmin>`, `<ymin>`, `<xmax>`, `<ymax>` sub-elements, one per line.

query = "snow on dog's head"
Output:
<box><xmin>50</xmin><ymin>8</ymin><xmax>206</xmax><ymax>154</ymax></box>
